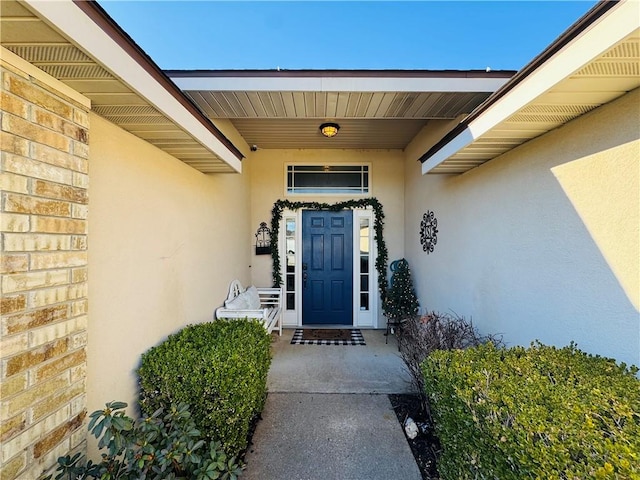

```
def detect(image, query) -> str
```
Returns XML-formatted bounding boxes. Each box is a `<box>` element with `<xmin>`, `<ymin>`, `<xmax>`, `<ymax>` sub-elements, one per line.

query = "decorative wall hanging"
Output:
<box><xmin>254</xmin><ymin>222</ymin><xmax>272</xmax><ymax>255</ymax></box>
<box><xmin>270</xmin><ymin>198</ymin><xmax>389</xmax><ymax>305</ymax></box>
<box><xmin>420</xmin><ymin>210</ymin><xmax>438</xmax><ymax>254</ymax></box>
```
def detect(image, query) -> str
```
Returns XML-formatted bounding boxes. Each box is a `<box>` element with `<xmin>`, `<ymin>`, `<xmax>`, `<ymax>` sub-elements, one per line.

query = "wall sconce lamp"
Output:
<box><xmin>319</xmin><ymin>122</ymin><xmax>340</xmax><ymax>138</ymax></box>
<box><xmin>255</xmin><ymin>222</ymin><xmax>272</xmax><ymax>255</ymax></box>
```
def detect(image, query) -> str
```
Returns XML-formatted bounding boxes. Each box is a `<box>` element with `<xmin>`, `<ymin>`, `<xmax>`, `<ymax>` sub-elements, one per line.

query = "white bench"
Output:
<box><xmin>215</xmin><ymin>280</ymin><xmax>282</xmax><ymax>335</ymax></box>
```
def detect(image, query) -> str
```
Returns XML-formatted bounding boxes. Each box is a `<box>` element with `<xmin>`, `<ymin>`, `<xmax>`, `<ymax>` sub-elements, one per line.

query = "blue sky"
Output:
<box><xmin>99</xmin><ymin>1</ymin><xmax>598</xmax><ymax>71</ymax></box>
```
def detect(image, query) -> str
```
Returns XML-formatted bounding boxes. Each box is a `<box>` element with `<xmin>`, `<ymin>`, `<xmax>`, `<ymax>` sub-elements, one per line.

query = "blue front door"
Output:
<box><xmin>302</xmin><ymin>210</ymin><xmax>353</xmax><ymax>325</ymax></box>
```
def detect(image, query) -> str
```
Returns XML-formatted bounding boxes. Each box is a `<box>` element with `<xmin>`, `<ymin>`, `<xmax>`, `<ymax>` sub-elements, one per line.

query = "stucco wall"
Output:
<box><xmin>248</xmin><ymin>149</ymin><xmax>406</xmax><ymax>323</ymax></box>
<box><xmin>404</xmin><ymin>88</ymin><xmax>640</xmax><ymax>368</ymax></box>
<box><xmin>87</xmin><ymin>114</ymin><xmax>252</xmax><ymax>417</ymax></box>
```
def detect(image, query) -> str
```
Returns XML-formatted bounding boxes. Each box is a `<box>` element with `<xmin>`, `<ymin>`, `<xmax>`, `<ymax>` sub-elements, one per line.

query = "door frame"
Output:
<box><xmin>301</xmin><ymin>209</ymin><xmax>353</xmax><ymax>326</ymax></box>
<box><xmin>280</xmin><ymin>207</ymin><xmax>379</xmax><ymax>328</ymax></box>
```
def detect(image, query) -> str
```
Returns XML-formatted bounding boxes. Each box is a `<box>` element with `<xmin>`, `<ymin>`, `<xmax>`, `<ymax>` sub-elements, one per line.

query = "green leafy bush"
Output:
<box><xmin>47</xmin><ymin>401</ymin><xmax>241</xmax><ymax>480</ymax></box>
<box><xmin>422</xmin><ymin>342</ymin><xmax>640</xmax><ymax>479</ymax></box>
<box><xmin>138</xmin><ymin>320</ymin><xmax>272</xmax><ymax>457</ymax></box>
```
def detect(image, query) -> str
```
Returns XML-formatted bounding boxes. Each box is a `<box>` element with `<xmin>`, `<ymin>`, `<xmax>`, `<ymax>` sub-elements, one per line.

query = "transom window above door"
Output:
<box><xmin>286</xmin><ymin>165</ymin><xmax>369</xmax><ymax>195</ymax></box>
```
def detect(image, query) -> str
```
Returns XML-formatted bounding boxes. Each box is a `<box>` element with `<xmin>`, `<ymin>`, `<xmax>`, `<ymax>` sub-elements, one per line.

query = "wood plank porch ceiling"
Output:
<box><xmin>171</xmin><ymin>72</ymin><xmax>511</xmax><ymax>150</ymax></box>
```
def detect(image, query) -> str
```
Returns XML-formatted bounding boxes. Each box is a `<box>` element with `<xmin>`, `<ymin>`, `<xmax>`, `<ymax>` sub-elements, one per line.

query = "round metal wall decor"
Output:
<box><xmin>420</xmin><ymin>211</ymin><xmax>438</xmax><ymax>254</ymax></box>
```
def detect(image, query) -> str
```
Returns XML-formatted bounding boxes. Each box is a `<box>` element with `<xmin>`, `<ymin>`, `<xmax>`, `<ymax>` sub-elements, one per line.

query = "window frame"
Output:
<box><xmin>284</xmin><ymin>163</ymin><xmax>372</xmax><ymax>196</ymax></box>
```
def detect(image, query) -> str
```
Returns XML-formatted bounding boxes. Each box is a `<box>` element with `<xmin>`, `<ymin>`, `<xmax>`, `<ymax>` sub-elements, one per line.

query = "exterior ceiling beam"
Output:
<box><xmin>171</xmin><ymin>75</ymin><xmax>511</xmax><ymax>94</ymax></box>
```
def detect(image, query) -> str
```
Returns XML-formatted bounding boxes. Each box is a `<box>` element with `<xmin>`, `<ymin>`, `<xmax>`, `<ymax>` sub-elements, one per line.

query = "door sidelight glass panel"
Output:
<box><xmin>285</xmin><ymin>217</ymin><xmax>296</xmax><ymax>310</ymax></box>
<box><xmin>359</xmin><ymin>218</ymin><xmax>370</xmax><ymax>311</ymax></box>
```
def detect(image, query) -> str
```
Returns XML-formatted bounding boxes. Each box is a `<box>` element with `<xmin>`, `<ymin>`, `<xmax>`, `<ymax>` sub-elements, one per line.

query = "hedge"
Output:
<box><xmin>138</xmin><ymin>319</ymin><xmax>272</xmax><ymax>457</ymax></box>
<box><xmin>422</xmin><ymin>342</ymin><xmax>640</xmax><ymax>479</ymax></box>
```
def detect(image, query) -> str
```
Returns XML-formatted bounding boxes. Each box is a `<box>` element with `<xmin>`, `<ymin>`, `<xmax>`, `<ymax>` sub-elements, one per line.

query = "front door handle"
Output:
<box><xmin>302</xmin><ymin>263</ymin><xmax>308</xmax><ymax>288</ymax></box>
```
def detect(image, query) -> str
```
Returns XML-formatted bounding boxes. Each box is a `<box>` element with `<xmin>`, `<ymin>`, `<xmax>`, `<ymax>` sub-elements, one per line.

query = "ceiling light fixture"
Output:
<box><xmin>320</xmin><ymin>122</ymin><xmax>340</xmax><ymax>138</ymax></box>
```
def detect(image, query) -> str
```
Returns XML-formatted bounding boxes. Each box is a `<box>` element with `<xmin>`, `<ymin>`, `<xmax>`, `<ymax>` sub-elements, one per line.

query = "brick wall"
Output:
<box><xmin>1</xmin><ymin>55</ymin><xmax>89</xmax><ymax>480</ymax></box>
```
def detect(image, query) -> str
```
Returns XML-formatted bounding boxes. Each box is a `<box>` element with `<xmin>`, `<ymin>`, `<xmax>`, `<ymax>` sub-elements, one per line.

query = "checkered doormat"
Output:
<box><xmin>290</xmin><ymin>329</ymin><xmax>366</xmax><ymax>345</ymax></box>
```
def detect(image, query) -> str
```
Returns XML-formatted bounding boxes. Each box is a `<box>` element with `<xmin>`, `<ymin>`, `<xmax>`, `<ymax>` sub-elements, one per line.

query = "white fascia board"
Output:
<box><xmin>421</xmin><ymin>128</ymin><xmax>474</xmax><ymax>175</ymax></box>
<box><xmin>468</xmin><ymin>2</ymin><xmax>640</xmax><ymax>141</ymax></box>
<box><xmin>321</xmin><ymin>77</ymin><xmax>509</xmax><ymax>93</ymax></box>
<box><xmin>23</xmin><ymin>0</ymin><xmax>241</xmax><ymax>172</ymax></box>
<box><xmin>173</xmin><ymin>76</ymin><xmax>324</xmax><ymax>92</ymax></box>
<box><xmin>422</xmin><ymin>0</ymin><xmax>640</xmax><ymax>174</ymax></box>
<box><xmin>172</xmin><ymin>76</ymin><xmax>510</xmax><ymax>93</ymax></box>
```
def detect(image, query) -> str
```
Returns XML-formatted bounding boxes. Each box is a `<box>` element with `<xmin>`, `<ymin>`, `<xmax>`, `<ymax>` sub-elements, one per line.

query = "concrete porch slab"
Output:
<box><xmin>266</xmin><ymin>328</ymin><xmax>416</xmax><ymax>394</ymax></box>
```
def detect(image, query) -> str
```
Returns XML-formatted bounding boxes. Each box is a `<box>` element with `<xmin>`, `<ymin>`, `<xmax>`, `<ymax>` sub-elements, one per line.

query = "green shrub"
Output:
<box><xmin>422</xmin><ymin>342</ymin><xmax>640</xmax><ymax>479</ymax></box>
<box><xmin>46</xmin><ymin>401</ymin><xmax>242</xmax><ymax>480</ymax></box>
<box><xmin>138</xmin><ymin>320</ymin><xmax>272</xmax><ymax>457</ymax></box>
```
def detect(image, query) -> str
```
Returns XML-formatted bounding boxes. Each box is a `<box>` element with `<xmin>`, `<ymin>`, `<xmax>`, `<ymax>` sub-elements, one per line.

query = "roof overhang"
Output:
<box><xmin>1</xmin><ymin>0</ymin><xmax>244</xmax><ymax>173</ymax></box>
<box><xmin>420</xmin><ymin>0</ymin><xmax>640</xmax><ymax>175</ymax></box>
<box><xmin>169</xmin><ymin>70</ymin><xmax>514</xmax><ymax>150</ymax></box>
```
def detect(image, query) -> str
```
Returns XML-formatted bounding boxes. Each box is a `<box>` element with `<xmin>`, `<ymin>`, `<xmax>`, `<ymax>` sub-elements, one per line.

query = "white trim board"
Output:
<box><xmin>172</xmin><ymin>76</ymin><xmax>510</xmax><ymax>94</ymax></box>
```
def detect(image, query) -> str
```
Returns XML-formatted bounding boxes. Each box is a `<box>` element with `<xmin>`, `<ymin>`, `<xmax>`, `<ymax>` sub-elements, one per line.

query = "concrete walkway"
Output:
<box><xmin>242</xmin><ymin>329</ymin><xmax>422</xmax><ymax>480</ymax></box>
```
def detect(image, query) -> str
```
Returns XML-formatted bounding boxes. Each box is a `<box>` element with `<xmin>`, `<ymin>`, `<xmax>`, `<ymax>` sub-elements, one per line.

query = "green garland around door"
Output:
<box><xmin>270</xmin><ymin>198</ymin><xmax>389</xmax><ymax>306</ymax></box>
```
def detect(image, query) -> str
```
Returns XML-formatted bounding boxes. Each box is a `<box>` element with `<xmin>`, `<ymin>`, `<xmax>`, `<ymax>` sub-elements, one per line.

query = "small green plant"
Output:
<box><xmin>422</xmin><ymin>342</ymin><xmax>640</xmax><ymax>479</ymax></box>
<box><xmin>138</xmin><ymin>319</ymin><xmax>271</xmax><ymax>457</ymax></box>
<box><xmin>47</xmin><ymin>401</ymin><xmax>242</xmax><ymax>480</ymax></box>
